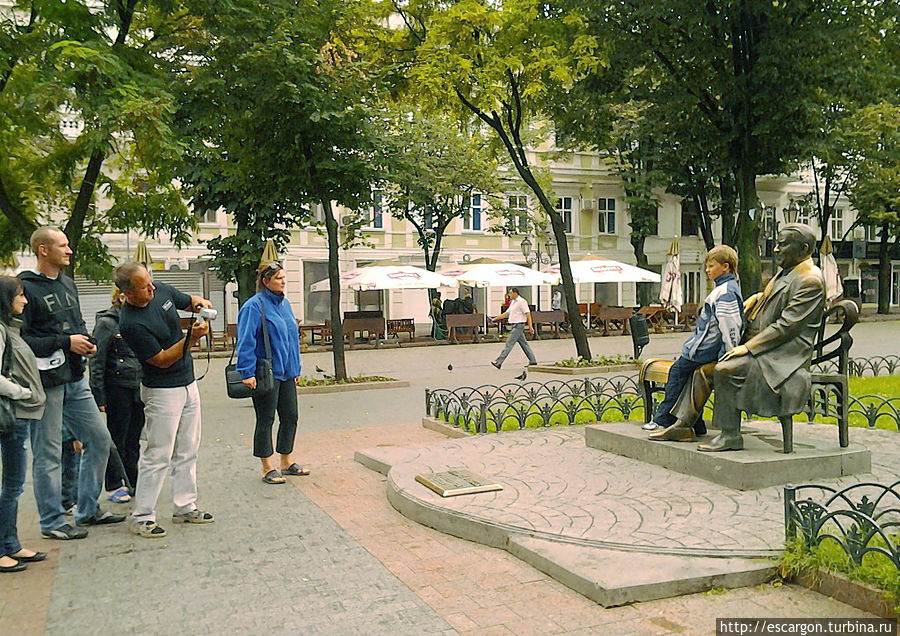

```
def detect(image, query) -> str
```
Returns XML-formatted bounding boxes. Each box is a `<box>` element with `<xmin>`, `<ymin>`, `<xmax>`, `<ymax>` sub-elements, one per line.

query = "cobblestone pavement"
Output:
<box><xmin>386</xmin><ymin>422</ymin><xmax>900</xmax><ymax>557</ymax></box>
<box><xmin>3</xmin><ymin>323</ymin><xmax>895</xmax><ymax>634</ymax></box>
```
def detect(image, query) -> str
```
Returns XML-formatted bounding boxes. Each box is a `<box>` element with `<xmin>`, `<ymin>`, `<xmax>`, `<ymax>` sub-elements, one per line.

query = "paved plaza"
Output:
<box><xmin>1</xmin><ymin>323</ymin><xmax>897</xmax><ymax>634</ymax></box>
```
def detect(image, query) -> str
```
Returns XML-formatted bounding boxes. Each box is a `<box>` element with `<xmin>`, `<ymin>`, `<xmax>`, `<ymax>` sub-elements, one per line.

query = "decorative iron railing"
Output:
<box><xmin>426</xmin><ymin>355</ymin><xmax>900</xmax><ymax>434</ymax></box>
<box><xmin>812</xmin><ymin>355</ymin><xmax>900</xmax><ymax>377</ymax></box>
<box><xmin>784</xmin><ymin>481</ymin><xmax>900</xmax><ymax>571</ymax></box>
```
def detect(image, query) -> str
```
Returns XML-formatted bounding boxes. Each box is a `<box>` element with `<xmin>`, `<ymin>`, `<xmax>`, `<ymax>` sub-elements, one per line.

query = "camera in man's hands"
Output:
<box><xmin>198</xmin><ymin>307</ymin><xmax>217</xmax><ymax>321</ymax></box>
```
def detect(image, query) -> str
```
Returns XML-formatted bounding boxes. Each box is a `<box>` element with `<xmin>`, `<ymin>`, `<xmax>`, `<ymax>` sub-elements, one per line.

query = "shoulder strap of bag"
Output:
<box><xmin>258</xmin><ymin>302</ymin><xmax>272</xmax><ymax>361</ymax></box>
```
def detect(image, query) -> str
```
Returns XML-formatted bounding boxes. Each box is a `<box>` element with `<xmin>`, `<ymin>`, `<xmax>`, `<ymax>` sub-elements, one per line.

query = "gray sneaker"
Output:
<box><xmin>172</xmin><ymin>509</ymin><xmax>214</xmax><ymax>524</ymax></box>
<box><xmin>41</xmin><ymin>523</ymin><xmax>88</xmax><ymax>540</ymax></box>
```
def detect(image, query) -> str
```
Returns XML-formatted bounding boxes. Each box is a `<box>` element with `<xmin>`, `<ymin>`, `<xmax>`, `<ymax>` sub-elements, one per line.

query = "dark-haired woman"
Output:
<box><xmin>236</xmin><ymin>262</ymin><xmax>306</xmax><ymax>484</ymax></box>
<box><xmin>0</xmin><ymin>276</ymin><xmax>47</xmax><ymax>572</ymax></box>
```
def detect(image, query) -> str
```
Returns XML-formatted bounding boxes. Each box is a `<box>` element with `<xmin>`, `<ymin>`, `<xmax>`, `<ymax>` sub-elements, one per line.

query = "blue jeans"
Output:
<box><xmin>0</xmin><ymin>419</ymin><xmax>30</xmax><ymax>555</ymax></box>
<box><xmin>29</xmin><ymin>376</ymin><xmax>113</xmax><ymax>531</ymax></box>
<box><xmin>652</xmin><ymin>356</ymin><xmax>706</xmax><ymax>432</ymax></box>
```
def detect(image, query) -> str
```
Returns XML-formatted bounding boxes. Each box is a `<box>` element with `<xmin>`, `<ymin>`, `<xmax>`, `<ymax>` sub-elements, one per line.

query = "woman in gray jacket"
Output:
<box><xmin>0</xmin><ymin>276</ymin><xmax>47</xmax><ymax>572</ymax></box>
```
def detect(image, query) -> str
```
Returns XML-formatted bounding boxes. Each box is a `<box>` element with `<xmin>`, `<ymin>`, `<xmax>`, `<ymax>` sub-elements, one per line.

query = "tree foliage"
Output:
<box><xmin>0</xmin><ymin>0</ymin><xmax>196</xmax><ymax>276</ymax></box>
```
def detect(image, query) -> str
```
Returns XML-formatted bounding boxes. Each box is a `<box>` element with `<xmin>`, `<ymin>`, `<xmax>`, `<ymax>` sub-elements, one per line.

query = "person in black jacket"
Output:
<box><xmin>18</xmin><ymin>227</ymin><xmax>124</xmax><ymax>539</ymax></box>
<box><xmin>90</xmin><ymin>287</ymin><xmax>143</xmax><ymax>503</ymax></box>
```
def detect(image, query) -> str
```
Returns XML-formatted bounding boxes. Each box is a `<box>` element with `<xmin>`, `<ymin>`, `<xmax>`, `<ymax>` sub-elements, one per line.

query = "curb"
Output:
<box><xmin>422</xmin><ymin>417</ymin><xmax>471</xmax><ymax>438</ymax></box>
<box><xmin>296</xmin><ymin>380</ymin><xmax>410</xmax><ymax>394</ymax></box>
<box><xmin>788</xmin><ymin>568</ymin><xmax>898</xmax><ymax>618</ymax></box>
<box><xmin>530</xmin><ymin>362</ymin><xmax>642</xmax><ymax>375</ymax></box>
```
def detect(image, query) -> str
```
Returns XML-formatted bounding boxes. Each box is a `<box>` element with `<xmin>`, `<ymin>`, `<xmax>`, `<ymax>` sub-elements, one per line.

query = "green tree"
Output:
<box><xmin>177</xmin><ymin>0</ymin><xmax>381</xmax><ymax>380</ymax></box>
<box><xmin>0</xmin><ymin>0</ymin><xmax>195</xmax><ymax>276</ymax></box>
<box><xmin>394</xmin><ymin>0</ymin><xmax>598</xmax><ymax>359</ymax></box>
<box><xmin>380</xmin><ymin>109</ymin><xmax>505</xmax><ymax>275</ymax></box>
<box><xmin>845</xmin><ymin>102</ymin><xmax>900</xmax><ymax>314</ymax></box>
<box><xmin>572</xmin><ymin>0</ymin><xmax>874</xmax><ymax>294</ymax></box>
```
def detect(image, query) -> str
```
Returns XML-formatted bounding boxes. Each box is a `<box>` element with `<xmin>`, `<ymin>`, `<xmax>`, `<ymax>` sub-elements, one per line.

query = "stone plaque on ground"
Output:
<box><xmin>415</xmin><ymin>469</ymin><xmax>503</xmax><ymax>497</ymax></box>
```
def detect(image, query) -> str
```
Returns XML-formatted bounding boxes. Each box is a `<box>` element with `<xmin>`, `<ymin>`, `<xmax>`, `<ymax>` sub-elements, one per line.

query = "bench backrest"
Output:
<box><xmin>811</xmin><ymin>299</ymin><xmax>858</xmax><ymax>376</ymax></box>
<box><xmin>345</xmin><ymin>310</ymin><xmax>383</xmax><ymax>320</ymax></box>
<box><xmin>343</xmin><ymin>316</ymin><xmax>385</xmax><ymax>334</ymax></box>
<box><xmin>597</xmin><ymin>306</ymin><xmax>632</xmax><ymax>320</ymax></box>
<box><xmin>531</xmin><ymin>310</ymin><xmax>564</xmax><ymax>323</ymax></box>
<box><xmin>446</xmin><ymin>313</ymin><xmax>484</xmax><ymax>328</ymax></box>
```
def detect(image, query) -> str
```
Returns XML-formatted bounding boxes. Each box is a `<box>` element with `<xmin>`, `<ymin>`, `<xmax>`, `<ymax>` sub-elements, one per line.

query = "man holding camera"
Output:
<box><xmin>114</xmin><ymin>262</ymin><xmax>215</xmax><ymax>538</ymax></box>
<box><xmin>19</xmin><ymin>227</ymin><xmax>124</xmax><ymax>539</ymax></box>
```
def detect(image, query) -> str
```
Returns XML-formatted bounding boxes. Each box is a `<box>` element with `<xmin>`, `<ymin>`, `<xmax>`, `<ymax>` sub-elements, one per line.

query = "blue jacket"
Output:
<box><xmin>681</xmin><ymin>273</ymin><xmax>744</xmax><ymax>363</ymax></box>
<box><xmin>236</xmin><ymin>289</ymin><xmax>302</xmax><ymax>381</ymax></box>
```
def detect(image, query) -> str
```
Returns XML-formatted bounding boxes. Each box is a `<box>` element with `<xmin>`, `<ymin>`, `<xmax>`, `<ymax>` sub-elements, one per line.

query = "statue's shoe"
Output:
<box><xmin>648</xmin><ymin>426</ymin><xmax>696</xmax><ymax>442</ymax></box>
<box><xmin>697</xmin><ymin>434</ymin><xmax>743</xmax><ymax>452</ymax></box>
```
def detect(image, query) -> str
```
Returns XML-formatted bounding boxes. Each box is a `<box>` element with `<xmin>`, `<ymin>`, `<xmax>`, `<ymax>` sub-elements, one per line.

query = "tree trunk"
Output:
<box><xmin>236</xmin><ymin>265</ymin><xmax>256</xmax><ymax>307</ymax></box>
<box><xmin>693</xmin><ymin>193</ymin><xmax>715</xmax><ymax>251</ymax></box>
<box><xmin>877</xmin><ymin>219</ymin><xmax>891</xmax><ymax>315</ymax></box>
<box><xmin>322</xmin><ymin>198</ymin><xmax>347</xmax><ymax>380</ymax></box>
<box><xmin>0</xmin><ymin>177</ymin><xmax>37</xmax><ymax>239</ymax></box>
<box><xmin>719</xmin><ymin>174</ymin><xmax>737</xmax><ymax>246</ymax></box>
<box><xmin>63</xmin><ymin>148</ymin><xmax>105</xmax><ymax>273</ymax></box>
<box><xmin>734</xmin><ymin>166</ymin><xmax>762</xmax><ymax>296</ymax></box>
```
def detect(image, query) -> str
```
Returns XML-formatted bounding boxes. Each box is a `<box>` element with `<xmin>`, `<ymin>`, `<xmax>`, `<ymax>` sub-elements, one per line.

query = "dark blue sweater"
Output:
<box><xmin>236</xmin><ymin>289</ymin><xmax>302</xmax><ymax>381</ymax></box>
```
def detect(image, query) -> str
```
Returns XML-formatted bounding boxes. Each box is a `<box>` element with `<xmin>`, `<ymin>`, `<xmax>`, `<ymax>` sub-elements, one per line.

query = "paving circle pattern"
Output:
<box><xmin>387</xmin><ymin>421</ymin><xmax>900</xmax><ymax>558</ymax></box>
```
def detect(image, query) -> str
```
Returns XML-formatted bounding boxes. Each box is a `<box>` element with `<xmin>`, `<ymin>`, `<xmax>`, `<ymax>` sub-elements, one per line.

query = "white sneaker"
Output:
<box><xmin>641</xmin><ymin>422</ymin><xmax>660</xmax><ymax>431</ymax></box>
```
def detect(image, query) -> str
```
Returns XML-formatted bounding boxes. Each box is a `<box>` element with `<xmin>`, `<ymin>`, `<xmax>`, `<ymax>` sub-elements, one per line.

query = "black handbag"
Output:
<box><xmin>0</xmin><ymin>331</ymin><xmax>17</xmax><ymax>433</ymax></box>
<box><xmin>225</xmin><ymin>303</ymin><xmax>275</xmax><ymax>399</ymax></box>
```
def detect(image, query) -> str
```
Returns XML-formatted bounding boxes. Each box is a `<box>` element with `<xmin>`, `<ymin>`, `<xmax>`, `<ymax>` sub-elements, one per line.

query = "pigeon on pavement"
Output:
<box><xmin>515</xmin><ymin>370</ymin><xmax>527</xmax><ymax>381</ymax></box>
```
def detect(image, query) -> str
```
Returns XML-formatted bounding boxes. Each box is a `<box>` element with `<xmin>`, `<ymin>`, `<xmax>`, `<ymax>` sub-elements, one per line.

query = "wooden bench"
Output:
<box><xmin>595</xmin><ymin>306</ymin><xmax>632</xmax><ymax>336</ymax></box>
<box><xmin>343</xmin><ymin>316</ymin><xmax>385</xmax><ymax>349</ymax></box>
<box><xmin>639</xmin><ymin>299</ymin><xmax>858</xmax><ymax>453</ymax></box>
<box><xmin>677</xmin><ymin>303</ymin><xmax>700</xmax><ymax>331</ymax></box>
<box><xmin>298</xmin><ymin>323</ymin><xmax>330</xmax><ymax>345</ymax></box>
<box><xmin>446</xmin><ymin>313</ymin><xmax>484</xmax><ymax>344</ymax></box>
<box><xmin>387</xmin><ymin>318</ymin><xmax>416</xmax><ymax>343</ymax></box>
<box><xmin>531</xmin><ymin>310</ymin><xmax>565</xmax><ymax>339</ymax></box>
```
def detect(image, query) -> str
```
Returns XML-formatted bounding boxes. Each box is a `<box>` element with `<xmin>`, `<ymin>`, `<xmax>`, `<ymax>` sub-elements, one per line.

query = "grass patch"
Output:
<box><xmin>849</xmin><ymin>375</ymin><xmax>900</xmax><ymax>398</ymax></box>
<box><xmin>446</xmin><ymin>395</ymin><xmax>645</xmax><ymax>432</ymax></box>
<box><xmin>553</xmin><ymin>355</ymin><xmax>639</xmax><ymax>368</ymax></box>
<box><xmin>296</xmin><ymin>374</ymin><xmax>396</xmax><ymax>387</ymax></box>
<box><xmin>780</xmin><ymin>534</ymin><xmax>900</xmax><ymax>614</ymax></box>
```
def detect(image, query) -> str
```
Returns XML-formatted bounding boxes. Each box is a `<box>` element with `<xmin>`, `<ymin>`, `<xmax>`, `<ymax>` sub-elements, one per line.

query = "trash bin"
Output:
<box><xmin>629</xmin><ymin>313</ymin><xmax>650</xmax><ymax>359</ymax></box>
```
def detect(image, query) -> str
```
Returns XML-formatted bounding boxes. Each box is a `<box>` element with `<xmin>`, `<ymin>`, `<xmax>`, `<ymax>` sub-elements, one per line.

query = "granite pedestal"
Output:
<box><xmin>585</xmin><ymin>421</ymin><xmax>871</xmax><ymax>490</ymax></box>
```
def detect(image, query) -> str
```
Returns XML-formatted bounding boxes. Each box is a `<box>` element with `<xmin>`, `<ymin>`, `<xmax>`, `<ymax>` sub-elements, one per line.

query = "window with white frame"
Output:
<box><xmin>508</xmin><ymin>194</ymin><xmax>528</xmax><ymax>234</ymax></box>
<box><xmin>829</xmin><ymin>208</ymin><xmax>844</xmax><ymax>240</ymax></box>
<box><xmin>195</xmin><ymin>208</ymin><xmax>217</xmax><ymax>224</ymax></box>
<box><xmin>762</xmin><ymin>206</ymin><xmax>777</xmax><ymax>239</ymax></box>
<box><xmin>463</xmin><ymin>193</ymin><xmax>483</xmax><ymax>231</ymax></box>
<box><xmin>367</xmin><ymin>191</ymin><xmax>384</xmax><ymax>229</ymax></box>
<box><xmin>795</xmin><ymin>204</ymin><xmax>811</xmax><ymax>227</ymax></box>
<box><xmin>866</xmin><ymin>224</ymin><xmax>882</xmax><ymax>242</ymax></box>
<box><xmin>556</xmin><ymin>197</ymin><xmax>573</xmax><ymax>233</ymax></box>
<box><xmin>682</xmin><ymin>271</ymin><xmax>701</xmax><ymax>303</ymax></box>
<box><xmin>598</xmin><ymin>198</ymin><xmax>616</xmax><ymax>234</ymax></box>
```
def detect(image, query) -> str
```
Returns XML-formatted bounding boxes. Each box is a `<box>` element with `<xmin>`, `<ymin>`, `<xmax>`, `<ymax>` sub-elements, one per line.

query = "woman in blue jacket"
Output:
<box><xmin>236</xmin><ymin>261</ymin><xmax>307</xmax><ymax>484</ymax></box>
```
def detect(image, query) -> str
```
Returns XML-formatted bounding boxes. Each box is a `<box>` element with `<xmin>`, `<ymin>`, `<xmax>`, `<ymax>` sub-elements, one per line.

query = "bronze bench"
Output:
<box><xmin>639</xmin><ymin>299</ymin><xmax>858</xmax><ymax>453</ymax></box>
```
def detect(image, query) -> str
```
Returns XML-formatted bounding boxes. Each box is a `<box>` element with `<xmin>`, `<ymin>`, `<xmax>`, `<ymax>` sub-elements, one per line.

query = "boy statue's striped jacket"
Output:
<box><xmin>681</xmin><ymin>273</ymin><xmax>744</xmax><ymax>364</ymax></box>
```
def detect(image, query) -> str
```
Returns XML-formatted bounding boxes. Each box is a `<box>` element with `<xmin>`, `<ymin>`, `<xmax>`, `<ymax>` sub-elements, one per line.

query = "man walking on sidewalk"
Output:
<box><xmin>490</xmin><ymin>287</ymin><xmax>537</xmax><ymax>369</ymax></box>
<box><xmin>116</xmin><ymin>262</ymin><xmax>215</xmax><ymax>538</ymax></box>
<box><xmin>19</xmin><ymin>227</ymin><xmax>124</xmax><ymax>539</ymax></box>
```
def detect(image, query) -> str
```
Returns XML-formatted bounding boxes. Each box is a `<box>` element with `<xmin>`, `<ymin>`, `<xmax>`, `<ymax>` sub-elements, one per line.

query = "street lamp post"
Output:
<box><xmin>760</xmin><ymin>200</ymin><xmax>801</xmax><ymax>274</ymax></box>
<box><xmin>521</xmin><ymin>235</ymin><xmax>556</xmax><ymax>310</ymax></box>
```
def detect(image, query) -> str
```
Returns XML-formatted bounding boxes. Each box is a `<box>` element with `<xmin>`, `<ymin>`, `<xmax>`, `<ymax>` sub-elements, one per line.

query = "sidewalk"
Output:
<box><xmin>3</xmin><ymin>325</ymin><xmax>897</xmax><ymax>634</ymax></box>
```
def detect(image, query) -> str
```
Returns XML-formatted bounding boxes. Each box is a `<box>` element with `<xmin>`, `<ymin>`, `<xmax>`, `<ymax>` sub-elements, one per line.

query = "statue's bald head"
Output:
<box><xmin>780</xmin><ymin>223</ymin><xmax>816</xmax><ymax>255</ymax></box>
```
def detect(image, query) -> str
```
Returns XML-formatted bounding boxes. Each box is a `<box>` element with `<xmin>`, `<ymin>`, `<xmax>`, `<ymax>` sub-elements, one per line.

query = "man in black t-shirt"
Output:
<box><xmin>116</xmin><ymin>262</ymin><xmax>215</xmax><ymax>538</ymax></box>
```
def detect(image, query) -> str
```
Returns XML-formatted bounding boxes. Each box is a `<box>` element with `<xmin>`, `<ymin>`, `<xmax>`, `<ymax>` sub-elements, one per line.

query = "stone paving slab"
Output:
<box><xmin>383</xmin><ymin>421</ymin><xmax>899</xmax><ymax>559</ymax></box>
<box><xmin>585</xmin><ymin>422</ymin><xmax>872</xmax><ymax>490</ymax></box>
<box><xmin>508</xmin><ymin>536</ymin><xmax>777</xmax><ymax>607</ymax></box>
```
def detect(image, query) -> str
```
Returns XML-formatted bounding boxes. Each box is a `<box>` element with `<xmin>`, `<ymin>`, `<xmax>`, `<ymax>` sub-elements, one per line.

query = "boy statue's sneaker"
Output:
<box><xmin>76</xmin><ymin>509</ymin><xmax>127</xmax><ymax>527</ymax></box>
<box><xmin>41</xmin><ymin>523</ymin><xmax>89</xmax><ymax>540</ymax></box>
<box><xmin>172</xmin><ymin>509</ymin><xmax>214</xmax><ymax>524</ymax></box>
<box><xmin>130</xmin><ymin>520</ymin><xmax>167</xmax><ymax>538</ymax></box>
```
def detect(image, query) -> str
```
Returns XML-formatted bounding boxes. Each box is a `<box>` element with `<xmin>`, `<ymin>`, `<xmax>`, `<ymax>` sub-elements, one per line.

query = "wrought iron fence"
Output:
<box><xmin>426</xmin><ymin>355</ymin><xmax>900</xmax><ymax>434</ymax></box>
<box><xmin>784</xmin><ymin>481</ymin><xmax>900</xmax><ymax>571</ymax></box>
<box><xmin>812</xmin><ymin>355</ymin><xmax>900</xmax><ymax>377</ymax></box>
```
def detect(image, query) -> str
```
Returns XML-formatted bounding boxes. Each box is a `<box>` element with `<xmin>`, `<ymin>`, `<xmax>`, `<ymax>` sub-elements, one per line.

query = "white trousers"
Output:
<box><xmin>133</xmin><ymin>382</ymin><xmax>202</xmax><ymax>522</ymax></box>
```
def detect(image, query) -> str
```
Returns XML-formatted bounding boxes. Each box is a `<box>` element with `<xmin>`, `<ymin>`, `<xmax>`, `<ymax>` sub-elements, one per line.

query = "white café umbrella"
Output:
<box><xmin>821</xmin><ymin>235</ymin><xmax>843</xmax><ymax>304</ymax></box>
<box><xmin>309</xmin><ymin>260</ymin><xmax>458</xmax><ymax>292</ymax></box>
<box><xmin>440</xmin><ymin>257</ymin><xmax>556</xmax><ymax>288</ymax></box>
<box><xmin>659</xmin><ymin>239</ymin><xmax>683</xmax><ymax>312</ymax></box>
<box><xmin>543</xmin><ymin>255</ymin><xmax>661</xmax><ymax>284</ymax></box>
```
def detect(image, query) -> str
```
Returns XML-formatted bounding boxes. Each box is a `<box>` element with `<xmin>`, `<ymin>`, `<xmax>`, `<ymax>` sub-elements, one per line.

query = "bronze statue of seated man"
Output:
<box><xmin>700</xmin><ymin>223</ymin><xmax>825</xmax><ymax>451</ymax></box>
